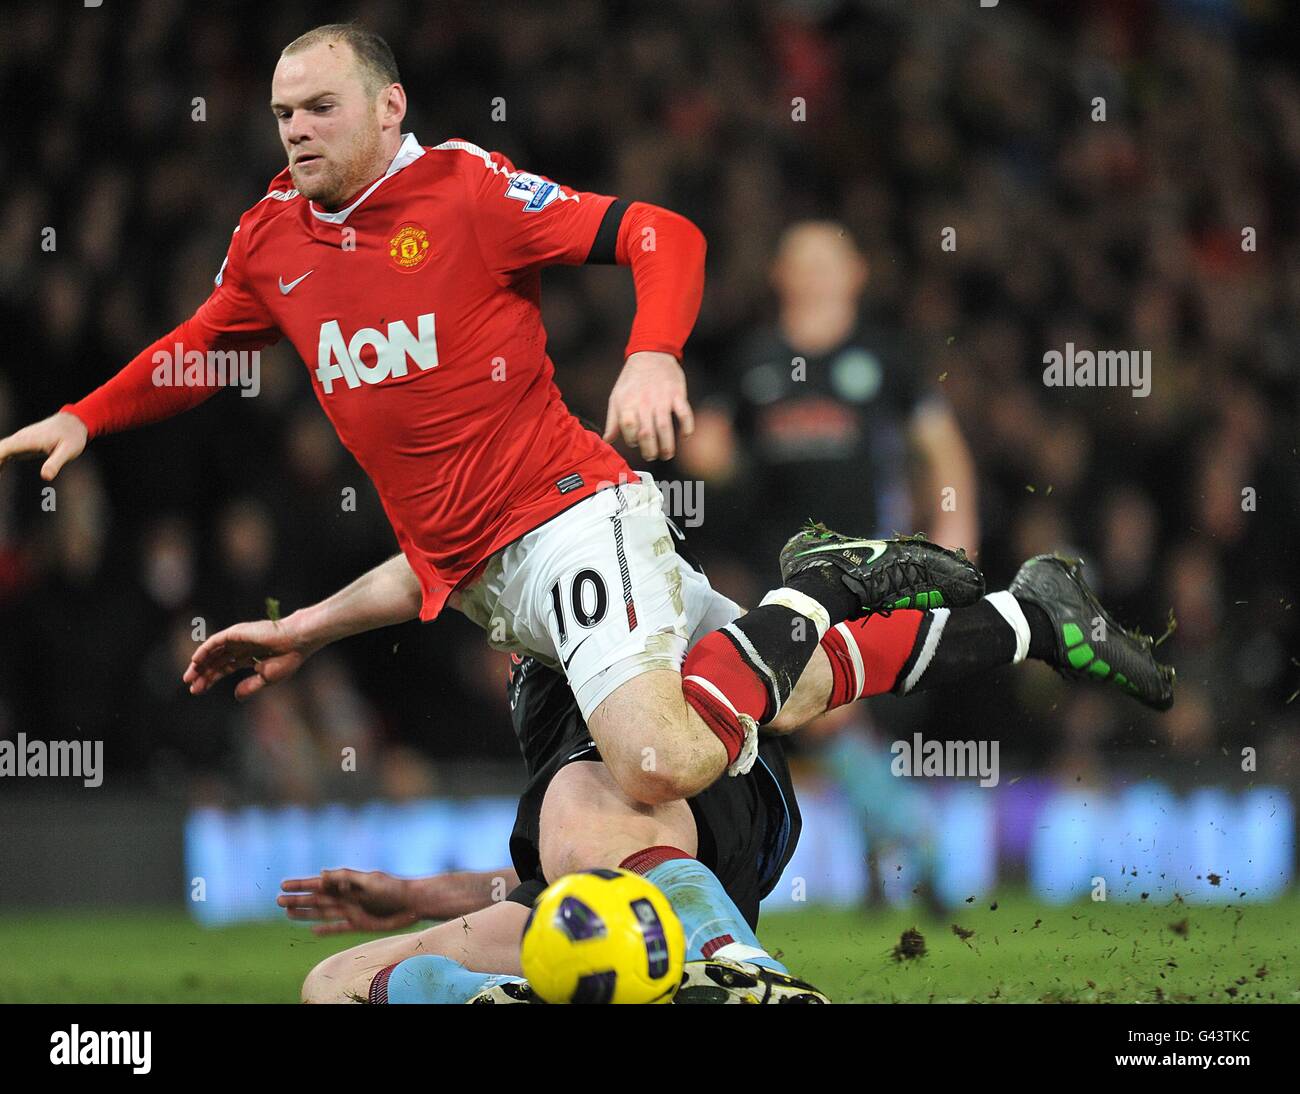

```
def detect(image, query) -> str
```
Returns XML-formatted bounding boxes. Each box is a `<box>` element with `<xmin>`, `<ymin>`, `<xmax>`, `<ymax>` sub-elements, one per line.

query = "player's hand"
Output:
<box><xmin>183</xmin><ymin>616</ymin><xmax>321</xmax><ymax>700</ymax></box>
<box><xmin>603</xmin><ymin>350</ymin><xmax>694</xmax><ymax>461</ymax></box>
<box><xmin>0</xmin><ymin>411</ymin><xmax>88</xmax><ymax>481</ymax></box>
<box><xmin>278</xmin><ymin>869</ymin><xmax>419</xmax><ymax>935</ymax></box>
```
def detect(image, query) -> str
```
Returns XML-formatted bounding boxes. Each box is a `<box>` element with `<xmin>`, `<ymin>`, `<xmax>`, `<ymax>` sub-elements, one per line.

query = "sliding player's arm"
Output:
<box><xmin>0</xmin><ymin>219</ymin><xmax>279</xmax><ymax>481</ymax></box>
<box><xmin>278</xmin><ymin>866</ymin><xmax>522</xmax><ymax>934</ymax></box>
<box><xmin>183</xmin><ymin>551</ymin><xmax>423</xmax><ymax>698</ymax></box>
<box><xmin>461</xmin><ymin>145</ymin><xmax>705</xmax><ymax>460</ymax></box>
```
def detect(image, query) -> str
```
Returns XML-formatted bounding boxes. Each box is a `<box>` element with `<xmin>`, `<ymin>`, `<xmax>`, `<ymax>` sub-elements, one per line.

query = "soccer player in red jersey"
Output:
<box><xmin>2</xmin><ymin>23</ymin><xmax>1162</xmax><ymax>827</ymax></box>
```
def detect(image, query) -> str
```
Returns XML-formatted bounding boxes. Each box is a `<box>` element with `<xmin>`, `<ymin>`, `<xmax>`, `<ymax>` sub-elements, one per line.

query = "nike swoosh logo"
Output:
<box><xmin>796</xmin><ymin>539</ymin><xmax>888</xmax><ymax>563</ymax></box>
<box><xmin>562</xmin><ymin>636</ymin><xmax>591</xmax><ymax>670</ymax></box>
<box><xmin>278</xmin><ymin>270</ymin><xmax>314</xmax><ymax>294</ymax></box>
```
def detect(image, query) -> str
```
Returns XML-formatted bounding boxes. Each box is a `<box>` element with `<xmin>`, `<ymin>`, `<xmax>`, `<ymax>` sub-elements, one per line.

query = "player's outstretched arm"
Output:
<box><xmin>184</xmin><ymin>552</ymin><xmax>422</xmax><ymax>698</ymax></box>
<box><xmin>21</xmin><ymin>204</ymin><xmax>282</xmax><ymax>462</ymax></box>
<box><xmin>0</xmin><ymin>411</ymin><xmax>88</xmax><ymax>482</ymax></box>
<box><xmin>278</xmin><ymin>866</ymin><xmax>521</xmax><ymax>934</ymax></box>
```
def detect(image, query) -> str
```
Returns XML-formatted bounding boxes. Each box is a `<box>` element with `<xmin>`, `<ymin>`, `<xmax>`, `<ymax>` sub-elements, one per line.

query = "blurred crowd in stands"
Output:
<box><xmin>1</xmin><ymin>0</ymin><xmax>1296</xmax><ymax>803</ymax></box>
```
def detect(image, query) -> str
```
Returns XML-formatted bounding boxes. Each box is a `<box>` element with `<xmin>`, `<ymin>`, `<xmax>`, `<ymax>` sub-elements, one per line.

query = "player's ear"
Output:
<box><xmin>379</xmin><ymin>82</ymin><xmax>407</xmax><ymax>128</ymax></box>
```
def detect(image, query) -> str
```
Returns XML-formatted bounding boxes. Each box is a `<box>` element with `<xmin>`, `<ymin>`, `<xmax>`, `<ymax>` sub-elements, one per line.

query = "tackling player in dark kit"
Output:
<box><xmin>285</xmin><ymin>646</ymin><xmax>822</xmax><ymax>1004</ymax></box>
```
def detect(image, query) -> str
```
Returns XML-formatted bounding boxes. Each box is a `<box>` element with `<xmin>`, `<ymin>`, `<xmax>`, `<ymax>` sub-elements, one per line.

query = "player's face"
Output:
<box><xmin>771</xmin><ymin>225</ymin><xmax>868</xmax><ymax>306</ymax></box>
<box><xmin>271</xmin><ymin>42</ymin><xmax>387</xmax><ymax>209</ymax></box>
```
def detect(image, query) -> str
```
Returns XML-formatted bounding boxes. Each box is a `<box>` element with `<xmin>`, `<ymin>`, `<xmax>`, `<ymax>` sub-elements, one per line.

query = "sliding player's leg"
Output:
<box><xmin>508</xmin><ymin>653</ymin><xmax>824</xmax><ymax>1003</ymax></box>
<box><xmin>536</xmin><ymin>759</ymin><xmax>826</xmax><ymax>1003</ymax></box>
<box><xmin>539</xmin><ymin>759</ymin><xmax>786</xmax><ymax>972</ymax></box>
<box><xmin>305</xmin><ymin>758</ymin><xmax>816</xmax><ymax>1004</ymax></box>
<box><xmin>301</xmin><ymin>900</ymin><xmax>530</xmax><ymax>1003</ymax></box>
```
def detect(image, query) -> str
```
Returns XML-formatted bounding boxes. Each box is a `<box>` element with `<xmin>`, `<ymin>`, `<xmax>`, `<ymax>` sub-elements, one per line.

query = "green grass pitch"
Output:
<box><xmin>1</xmin><ymin>892</ymin><xmax>1296</xmax><ymax>1002</ymax></box>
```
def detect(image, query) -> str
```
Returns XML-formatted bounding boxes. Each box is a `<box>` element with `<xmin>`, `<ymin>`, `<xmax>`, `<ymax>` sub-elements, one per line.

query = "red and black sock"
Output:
<box><xmin>820</xmin><ymin>595</ymin><xmax>1054</xmax><ymax>708</ymax></box>
<box><xmin>682</xmin><ymin>602</ymin><xmax>823</xmax><ymax>764</ymax></box>
<box><xmin>820</xmin><ymin>610</ymin><xmax>927</xmax><ymax>707</ymax></box>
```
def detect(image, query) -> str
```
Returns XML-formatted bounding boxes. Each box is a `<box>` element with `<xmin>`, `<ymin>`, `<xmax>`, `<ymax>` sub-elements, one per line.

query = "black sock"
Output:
<box><xmin>1016</xmin><ymin>598</ymin><xmax>1056</xmax><ymax>660</ymax></box>
<box><xmin>897</xmin><ymin>596</ymin><xmax>1058</xmax><ymax>693</ymax></box>
<box><xmin>898</xmin><ymin>600</ymin><xmax>1016</xmax><ymax>693</ymax></box>
<box><xmin>720</xmin><ymin>604</ymin><xmax>823</xmax><ymax>721</ymax></box>
<box><xmin>785</xmin><ymin>569</ymin><xmax>860</xmax><ymax>626</ymax></box>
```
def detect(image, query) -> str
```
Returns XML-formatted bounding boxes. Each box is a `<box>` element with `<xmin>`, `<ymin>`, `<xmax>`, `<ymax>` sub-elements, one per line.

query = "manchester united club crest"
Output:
<box><xmin>388</xmin><ymin>221</ymin><xmax>431</xmax><ymax>271</ymax></box>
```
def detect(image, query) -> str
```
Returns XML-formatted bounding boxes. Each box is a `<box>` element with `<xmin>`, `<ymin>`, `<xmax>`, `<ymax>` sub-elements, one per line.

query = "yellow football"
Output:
<box><xmin>520</xmin><ymin>868</ymin><xmax>686</xmax><ymax>1004</ymax></box>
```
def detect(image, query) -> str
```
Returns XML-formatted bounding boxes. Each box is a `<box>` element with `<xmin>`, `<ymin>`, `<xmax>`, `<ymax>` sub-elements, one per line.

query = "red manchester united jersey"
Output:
<box><xmin>195</xmin><ymin>135</ymin><xmax>635</xmax><ymax>620</ymax></box>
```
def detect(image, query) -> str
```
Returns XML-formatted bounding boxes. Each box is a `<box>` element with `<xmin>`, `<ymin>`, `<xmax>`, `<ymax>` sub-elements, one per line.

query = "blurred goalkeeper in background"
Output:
<box><xmin>682</xmin><ymin>221</ymin><xmax>980</xmax><ymax>910</ymax></box>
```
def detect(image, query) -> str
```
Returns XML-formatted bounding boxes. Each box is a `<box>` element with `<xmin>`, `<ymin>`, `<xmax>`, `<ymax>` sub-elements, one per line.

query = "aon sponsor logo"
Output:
<box><xmin>316</xmin><ymin>313</ymin><xmax>438</xmax><ymax>394</ymax></box>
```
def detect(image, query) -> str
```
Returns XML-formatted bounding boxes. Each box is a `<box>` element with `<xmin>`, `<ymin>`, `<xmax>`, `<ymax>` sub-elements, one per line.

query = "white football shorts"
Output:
<box><xmin>456</xmin><ymin>472</ymin><xmax>741</xmax><ymax>719</ymax></box>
